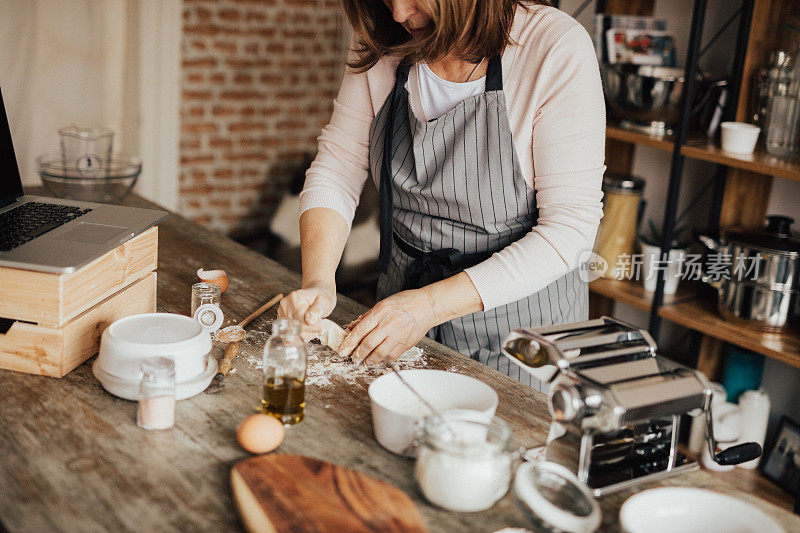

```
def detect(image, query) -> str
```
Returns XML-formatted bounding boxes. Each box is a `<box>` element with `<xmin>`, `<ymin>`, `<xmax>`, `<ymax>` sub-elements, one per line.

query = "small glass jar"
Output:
<box><xmin>191</xmin><ymin>282</ymin><xmax>223</xmax><ymax>332</ymax></box>
<box><xmin>137</xmin><ymin>357</ymin><xmax>176</xmax><ymax>431</ymax></box>
<box><xmin>262</xmin><ymin>318</ymin><xmax>307</xmax><ymax>425</ymax></box>
<box><xmin>414</xmin><ymin>412</ymin><xmax>513</xmax><ymax>512</ymax></box>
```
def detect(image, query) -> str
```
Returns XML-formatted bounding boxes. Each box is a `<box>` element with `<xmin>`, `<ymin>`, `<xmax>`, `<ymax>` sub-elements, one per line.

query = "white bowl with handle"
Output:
<box><xmin>368</xmin><ymin>369</ymin><xmax>498</xmax><ymax>455</ymax></box>
<box><xmin>94</xmin><ymin>313</ymin><xmax>214</xmax><ymax>399</ymax></box>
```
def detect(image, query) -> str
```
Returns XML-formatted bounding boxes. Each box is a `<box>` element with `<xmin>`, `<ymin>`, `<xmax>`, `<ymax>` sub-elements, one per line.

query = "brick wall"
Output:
<box><xmin>180</xmin><ymin>0</ymin><xmax>348</xmax><ymax>238</ymax></box>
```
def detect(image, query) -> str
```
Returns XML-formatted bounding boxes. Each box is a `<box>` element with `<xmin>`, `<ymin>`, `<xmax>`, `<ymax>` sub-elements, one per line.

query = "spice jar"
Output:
<box><xmin>262</xmin><ymin>319</ymin><xmax>307</xmax><ymax>425</ymax></box>
<box><xmin>414</xmin><ymin>412</ymin><xmax>513</xmax><ymax>512</ymax></box>
<box><xmin>137</xmin><ymin>356</ymin><xmax>176</xmax><ymax>431</ymax></box>
<box><xmin>594</xmin><ymin>175</ymin><xmax>645</xmax><ymax>279</ymax></box>
<box><xmin>191</xmin><ymin>282</ymin><xmax>223</xmax><ymax>332</ymax></box>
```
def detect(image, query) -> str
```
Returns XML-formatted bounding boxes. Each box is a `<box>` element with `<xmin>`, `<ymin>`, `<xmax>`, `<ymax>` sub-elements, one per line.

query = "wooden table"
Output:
<box><xmin>1</xmin><ymin>192</ymin><xmax>798</xmax><ymax>532</ymax></box>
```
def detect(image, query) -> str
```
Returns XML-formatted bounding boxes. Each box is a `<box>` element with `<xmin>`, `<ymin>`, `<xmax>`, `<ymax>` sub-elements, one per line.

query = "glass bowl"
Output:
<box><xmin>36</xmin><ymin>152</ymin><xmax>141</xmax><ymax>204</ymax></box>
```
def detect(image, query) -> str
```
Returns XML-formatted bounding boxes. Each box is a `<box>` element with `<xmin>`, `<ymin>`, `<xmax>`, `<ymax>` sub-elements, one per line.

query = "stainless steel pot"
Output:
<box><xmin>699</xmin><ymin>215</ymin><xmax>800</xmax><ymax>331</ymax></box>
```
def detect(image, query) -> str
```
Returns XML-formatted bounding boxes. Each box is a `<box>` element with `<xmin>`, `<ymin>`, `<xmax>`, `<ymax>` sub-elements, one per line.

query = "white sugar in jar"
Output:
<box><xmin>414</xmin><ymin>412</ymin><xmax>513</xmax><ymax>512</ymax></box>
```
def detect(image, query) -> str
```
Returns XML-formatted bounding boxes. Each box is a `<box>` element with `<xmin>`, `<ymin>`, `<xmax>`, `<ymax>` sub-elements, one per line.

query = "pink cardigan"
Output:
<box><xmin>300</xmin><ymin>5</ymin><xmax>606</xmax><ymax>311</ymax></box>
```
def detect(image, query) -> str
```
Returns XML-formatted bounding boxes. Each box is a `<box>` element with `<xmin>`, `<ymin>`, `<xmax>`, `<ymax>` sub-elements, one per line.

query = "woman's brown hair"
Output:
<box><xmin>342</xmin><ymin>0</ymin><xmax>550</xmax><ymax>72</ymax></box>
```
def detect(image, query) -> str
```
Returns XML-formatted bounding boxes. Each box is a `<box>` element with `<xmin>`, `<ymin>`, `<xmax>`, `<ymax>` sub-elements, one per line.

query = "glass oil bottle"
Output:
<box><xmin>262</xmin><ymin>318</ymin><xmax>307</xmax><ymax>424</ymax></box>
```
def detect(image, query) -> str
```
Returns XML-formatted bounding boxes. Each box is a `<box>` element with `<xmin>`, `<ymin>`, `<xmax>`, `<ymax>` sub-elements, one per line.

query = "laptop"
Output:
<box><xmin>0</xmin><ymin>88</ymin><xmax>168</xmax><ymax>273</ymax></box>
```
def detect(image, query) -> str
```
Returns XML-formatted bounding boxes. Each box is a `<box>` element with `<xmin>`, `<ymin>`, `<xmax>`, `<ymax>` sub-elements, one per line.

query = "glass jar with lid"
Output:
<box><xmin>752</xmin><ymin>49</ymin><xmax>793</xmax><ymax>127</ymax></box>
<box><xmin>137</xmin><ymin>356</ymin><xmax>176</xmax><ymax>431</ymax></box>
<box><xmin>765</xmin><ymin>43</ymin><xmax>800</xmax><ymax>157</ymax></box>
<box><xmin>191</xmin><ymin>282</ymin><xmax>223</xmax><ymax>332</ymax></box>
<box><xmin>594</xmin><ymin>175</ymin><xmax>645</xmax><ymax>279</ymax></box>
<box><xmin>262</xmin><ymin>318</ymin><xmax>307</xmax><ymax>425</ymax></box>
<box><xmin>414</xmin><ymin>412</ymin><xmax>513</xmax><ymax>512</ymax></box>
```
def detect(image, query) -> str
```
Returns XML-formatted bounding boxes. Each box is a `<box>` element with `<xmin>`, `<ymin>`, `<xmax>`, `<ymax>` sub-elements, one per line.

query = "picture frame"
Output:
<box><xmin>760</xmin><ymin>415</ymin><xmax>800</xmax><ymax>494</ymax></box>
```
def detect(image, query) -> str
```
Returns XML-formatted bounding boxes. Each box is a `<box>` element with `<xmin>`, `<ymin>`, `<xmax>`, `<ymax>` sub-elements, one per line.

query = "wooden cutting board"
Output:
<box><xmin>230</xmin><ymin>454</ymin><xmax>428</xmax><ymax>533</ymax></box>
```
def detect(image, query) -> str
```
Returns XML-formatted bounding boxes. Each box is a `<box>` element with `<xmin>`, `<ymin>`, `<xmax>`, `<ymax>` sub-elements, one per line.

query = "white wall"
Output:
<box><xmin>0</xmin><ymin>0</ymin><xmax>181</xmax><ymax>209</ymax></box>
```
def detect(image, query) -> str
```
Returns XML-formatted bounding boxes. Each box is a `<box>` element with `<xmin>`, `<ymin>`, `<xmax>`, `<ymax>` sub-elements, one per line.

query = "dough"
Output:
<box><xmin>307</xmin><ymin>319</ymin><xmax>347</xmax><ymax>354</ymax></box>
<box><xmin>317</xmin><ymin>319</ymin><xmax>347</xmax><ymax>353</ymax></box>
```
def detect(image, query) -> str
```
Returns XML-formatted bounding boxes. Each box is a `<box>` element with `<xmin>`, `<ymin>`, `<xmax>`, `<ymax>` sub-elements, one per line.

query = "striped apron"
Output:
<box><xmin>369</xmin><ymin>55</ymin><xmax>587</xmax><ymax>391</ymax></box>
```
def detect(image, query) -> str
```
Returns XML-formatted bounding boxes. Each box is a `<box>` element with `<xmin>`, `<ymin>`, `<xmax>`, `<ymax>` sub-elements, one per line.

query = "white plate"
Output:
<box><xmin>619</xmin><ymin>487</ymin><xmax>784</xmax><ymax>533</ymax></box>
<box><xmin>92</xmin><ymin>356</ymin><xmax>218</xmax><ymax>401</ymax></box>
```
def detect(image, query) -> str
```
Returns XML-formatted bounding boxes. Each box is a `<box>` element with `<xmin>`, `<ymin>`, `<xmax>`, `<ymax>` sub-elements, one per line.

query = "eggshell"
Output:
<box><xmin>197</xmin><ymin>268</ymin><xmax>229</xmax><ymax>293</ymax></box>
<box><xmin>236</xmin><ymin>414</ymin><xmax>284</xmax><ymax>454</ymax></box>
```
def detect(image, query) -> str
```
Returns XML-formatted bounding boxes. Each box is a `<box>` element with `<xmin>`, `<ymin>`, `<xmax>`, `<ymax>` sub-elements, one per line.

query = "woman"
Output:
<box><xmin>278</xmin><ymin>0</ymin><xmax>605</xmax><ymax>390</ymax></box>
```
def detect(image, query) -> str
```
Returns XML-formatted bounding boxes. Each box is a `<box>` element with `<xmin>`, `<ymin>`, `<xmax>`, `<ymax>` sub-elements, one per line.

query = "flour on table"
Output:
<box><xmin>237</xmin><ymin>327</ymin><xmax>428</xmax><ymax>387</ymax></box>
<box><xmin>304</xmin><ymin>343</ymin><xmax>427</xmax><ymax>387</ymax></box>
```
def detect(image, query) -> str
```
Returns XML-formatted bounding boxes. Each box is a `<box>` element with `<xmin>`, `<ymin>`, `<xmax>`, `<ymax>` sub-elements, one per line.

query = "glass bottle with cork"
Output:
<box><xmin>262</xmin><ymin>318</ymin><xmax>307</xmax><ymax>424</ymax></box>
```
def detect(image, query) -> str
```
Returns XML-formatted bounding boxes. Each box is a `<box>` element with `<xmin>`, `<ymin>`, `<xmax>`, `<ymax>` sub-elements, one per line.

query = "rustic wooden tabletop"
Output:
<box><xmin>0</xmin><ymin>191</ymin><xmax>797</xmax><ymax>532</ymax></box>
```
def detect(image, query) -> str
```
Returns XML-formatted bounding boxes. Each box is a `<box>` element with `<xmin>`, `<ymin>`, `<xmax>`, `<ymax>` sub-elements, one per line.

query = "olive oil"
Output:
<box><xmin>262</xmin><ymin>376</ymin><xmax>306</xmax><ymax>424</ymax></box>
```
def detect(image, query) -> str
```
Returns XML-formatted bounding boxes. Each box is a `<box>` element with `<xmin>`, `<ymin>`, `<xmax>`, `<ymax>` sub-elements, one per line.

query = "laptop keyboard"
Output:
<box><xmin>0</xmin><ymin>202</ymin><xmax>92</xmax><ymax>252</ymax></box>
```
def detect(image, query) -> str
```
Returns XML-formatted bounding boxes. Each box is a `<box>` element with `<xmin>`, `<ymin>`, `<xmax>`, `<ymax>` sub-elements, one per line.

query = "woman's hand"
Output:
<box><xmin>277</xmin><ymin>281</ymin><xmax>337</xmax><ymax>327</ymax></box>
<box><xmin>338</xmin><ymin>289</ymin><xmax>438</xmax><ymax>365</ymax></box>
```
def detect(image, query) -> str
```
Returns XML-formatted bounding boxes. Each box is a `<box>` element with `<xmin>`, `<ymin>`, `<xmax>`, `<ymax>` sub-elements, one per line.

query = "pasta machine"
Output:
<box><xmin>502</xmin><ymin>317</ymin><xmax>762</xmax><ymax>497</ymax></box>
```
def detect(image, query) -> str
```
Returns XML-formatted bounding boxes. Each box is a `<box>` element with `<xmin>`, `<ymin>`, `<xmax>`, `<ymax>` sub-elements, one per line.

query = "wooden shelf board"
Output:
<box><xmin>606</xmin><ymin>123</ymin><xmax>674</xmax><ymax>152</ymax></box>
<box><xmin>682</xmin><ymin>141</ymin><xmax>800</xmax><ymax>182</ymax></box>
<box><xmin>658</xmin><ymin>297</ymin><xmax>800</xmax><ymax>368</ymax></box>
<box><xmin>588</xmin><ymin>278</ymin><xmax>701</xmax><ymax>313</ymax></box>
<box><xmin>606</xmin><ymin>122</ymin><xmax>800</xmax><ymax>182</ymax></box>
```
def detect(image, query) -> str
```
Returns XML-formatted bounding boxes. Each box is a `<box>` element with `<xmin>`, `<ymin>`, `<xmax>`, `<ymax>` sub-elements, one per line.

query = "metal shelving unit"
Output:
<box><xmin>586</xmin><ymin>0</ymin><xmax>800</xmax><ymax>371</ymax></box>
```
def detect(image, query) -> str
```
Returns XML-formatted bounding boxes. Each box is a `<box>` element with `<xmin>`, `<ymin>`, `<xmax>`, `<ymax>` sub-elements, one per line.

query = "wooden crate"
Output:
<box><xmin>0</xmin><ymin>226</ymin><xmax>158</xmax><ymax>327</ymax></box>
<box><xmin>0</xmin><ymin>272</ymin><xmax>157</xmax><ymax>378</ymax></box>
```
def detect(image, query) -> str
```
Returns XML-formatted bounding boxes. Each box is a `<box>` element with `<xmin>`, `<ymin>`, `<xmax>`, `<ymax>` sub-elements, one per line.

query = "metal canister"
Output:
<box><xmin>595</xmin><ymin>175</ymin><xmax>645</xmax><ymax>279</ymax></box>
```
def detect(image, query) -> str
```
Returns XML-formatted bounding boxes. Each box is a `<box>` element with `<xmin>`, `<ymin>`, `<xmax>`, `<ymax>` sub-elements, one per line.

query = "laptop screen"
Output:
<box><xmin>0</xmin><ymin>88</ymin><xmax>24</xmax><ymax>208</ymax></box>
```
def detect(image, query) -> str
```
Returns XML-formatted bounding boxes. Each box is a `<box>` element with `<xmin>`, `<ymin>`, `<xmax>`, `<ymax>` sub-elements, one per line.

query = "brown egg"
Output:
<box><xmin>197</xmin><ymin>268</ymin><xmax>229</xmax><ymax>293</ymax></box>
<box><xmin>236</xmin><ymin>414</ymin><xmax>284</xmax><ymax>454</ymax></box>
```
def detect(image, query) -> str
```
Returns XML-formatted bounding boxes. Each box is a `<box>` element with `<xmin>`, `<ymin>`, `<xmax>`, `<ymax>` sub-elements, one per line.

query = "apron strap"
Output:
<box><xmin>485</xmin><ymin>53</ymin><xmax>503</xmax><ymax>92</ymax></box>
<box><xmin>378</xmin><ymin>62</ymin><xmax>411</xmax><ymax>273</ymax></box>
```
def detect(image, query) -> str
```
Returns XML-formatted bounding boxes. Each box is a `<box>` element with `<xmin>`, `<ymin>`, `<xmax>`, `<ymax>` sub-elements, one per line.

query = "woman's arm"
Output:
<box><xmin>277</xmin><ymin>208</ymin><xmax>349</xmax><ymax>325</ymax></box>
<box><xmin>279</xmin><ymin>41</ymin><xmax>389</xmax><ymax>324</ymax></box>
<box><xmin>464</xmin><ymin>24</ymin><xmax>606</xmax><ymax>311</ymax></box>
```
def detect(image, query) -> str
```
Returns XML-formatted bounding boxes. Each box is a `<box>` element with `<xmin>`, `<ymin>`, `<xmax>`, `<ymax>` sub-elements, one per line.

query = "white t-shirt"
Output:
<box><xmin>413</xmin><ymin>62</ymin><xmax>486</xmax><ymax>121</ymax></box>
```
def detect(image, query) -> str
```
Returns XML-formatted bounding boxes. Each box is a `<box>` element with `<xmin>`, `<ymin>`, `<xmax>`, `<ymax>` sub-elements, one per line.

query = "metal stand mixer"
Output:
<box><xmin>502</xmin><ymin>317</ymin><xmax>762</xmax><ymax>497</ymax></box>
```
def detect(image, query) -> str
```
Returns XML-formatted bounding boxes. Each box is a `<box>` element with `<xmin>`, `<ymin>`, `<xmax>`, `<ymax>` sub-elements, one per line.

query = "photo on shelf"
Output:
<box><xmin>761</xmin><ymin>415</ymin><xmax>800</xmax><ymax>494</ymax></box>
<box><xmin>606</xmin><ymin>29</ymin><xmax>677</xmax><ymax>66</ymax></box>
<box><xmin>593</xmin><ymin>14</ymin><xmax>667</xmax><ymax>62</ymax></box>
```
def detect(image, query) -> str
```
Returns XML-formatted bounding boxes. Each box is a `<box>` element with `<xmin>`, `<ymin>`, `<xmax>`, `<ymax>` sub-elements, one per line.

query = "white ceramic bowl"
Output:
<box><xmin>368</xmin><ymin>369</ymin><xmax>498</xmax><ymax>455</ymax></box>
<box><xmin>720</xmin><ymin>121</ymin><xmax>760</xmax><ymax>154</ymax></box>
<box><xmin>93</xmin><ymin>357</ymin><xmax>217</xmax><ymax>401</ymax></box>
<box><xmin>619</xmin><ymin>487</ymin><xmax>784</xmax><ymax>533</ymax></box>
<box><xmin>96</xmin><ymin>313</ymin><xmax>212</xmax><ymax>383</ymax></box>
